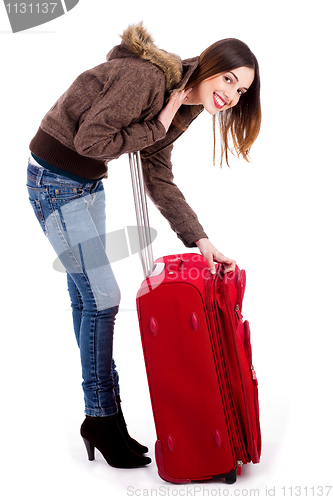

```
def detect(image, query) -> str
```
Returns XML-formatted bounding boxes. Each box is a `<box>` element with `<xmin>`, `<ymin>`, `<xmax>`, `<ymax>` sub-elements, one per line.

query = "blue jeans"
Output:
<box><xmin>27</xmin><ymin>158</ymin><xmax>121</xmax><ymax>417</ymax></box>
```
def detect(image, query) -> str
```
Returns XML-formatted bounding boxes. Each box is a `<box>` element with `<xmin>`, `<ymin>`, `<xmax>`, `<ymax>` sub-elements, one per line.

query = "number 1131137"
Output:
<box><xmin>5</xmin><ymin>3</ymin><xmax>58</xmax><ymax>14</ymax></box>
<box><xmin>281</xmin><ymin>486</ymin><xmax>332</xmax><ymax>496</ymax></box>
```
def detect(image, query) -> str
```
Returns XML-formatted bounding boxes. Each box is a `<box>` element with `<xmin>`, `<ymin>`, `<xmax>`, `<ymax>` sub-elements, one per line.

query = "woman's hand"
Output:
<box><xmin>195</xmin><ymin>238</ymin><xmax>236</xmax><ymax>274</ymax></box>
<box><xmin>158</xmin><ymin>89</ymin><xmax>193</xmax><ymax>132</ymax></box>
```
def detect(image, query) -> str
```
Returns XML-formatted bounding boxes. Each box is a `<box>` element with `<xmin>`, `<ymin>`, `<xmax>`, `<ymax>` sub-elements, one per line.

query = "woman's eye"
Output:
<box><xmin>224</xmin><ymin>75</ymin><xmax>232</xmax><ymax>83</ymax></box>
<box><xmin>237</xmin><ymin>89</ymin><xmax>244</xmax><ymax>96</ymax></box>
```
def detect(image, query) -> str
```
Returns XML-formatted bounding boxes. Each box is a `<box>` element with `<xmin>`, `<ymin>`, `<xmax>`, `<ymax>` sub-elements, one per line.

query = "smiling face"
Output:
<box><xmin>186</xmin><ymin>66</ymin><xmax>255</xmax><ymax>114</ymax></box>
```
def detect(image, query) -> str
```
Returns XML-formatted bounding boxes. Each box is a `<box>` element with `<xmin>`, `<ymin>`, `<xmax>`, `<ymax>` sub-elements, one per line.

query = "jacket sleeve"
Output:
<box><xmin>73</xmin><ymin>62</ymin><xmax>167</xmax><ymax>160</ymax></box>
<box><xmin>141</xmin><ymin>145</ymin><xmax>208</xmax><ymax>247</ymax></box>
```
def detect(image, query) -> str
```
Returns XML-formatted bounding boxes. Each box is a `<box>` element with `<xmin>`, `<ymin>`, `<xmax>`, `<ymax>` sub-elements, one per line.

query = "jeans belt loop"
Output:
<box><xmin>90</xmin><ymin>181</ymin><xmax>97</xmax><ymax>194</ymax></box>
<box><xmin>36</xmin><ymin>167</ymin><xmax>44</xmax><ymax>187</ymax></box>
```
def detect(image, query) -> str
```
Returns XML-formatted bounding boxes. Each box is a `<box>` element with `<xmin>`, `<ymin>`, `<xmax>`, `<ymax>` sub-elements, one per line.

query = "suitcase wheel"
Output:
<box><xmin>225</xmin><ymin>469</ymin><xmax>237</xmax><ymax>484</ymax></box>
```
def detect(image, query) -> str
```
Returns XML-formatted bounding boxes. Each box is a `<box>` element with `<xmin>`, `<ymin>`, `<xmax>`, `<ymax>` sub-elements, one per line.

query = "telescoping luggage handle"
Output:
<box><xmin>128</xmin><ymin>152</ymin><xmax>155</xmax><ymax>278</ymax></box>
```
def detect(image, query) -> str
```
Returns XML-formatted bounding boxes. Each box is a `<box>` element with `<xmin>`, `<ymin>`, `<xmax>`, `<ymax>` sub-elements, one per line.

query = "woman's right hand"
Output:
<box><xmin>195</xmin><ymin>238</ymin><xmax>236</xmax><ymax>275</ymax></box>
<box><xmin>157</xmin><ymin>88</ymin><xmax>193</xmax><ymax>132</ymax></box>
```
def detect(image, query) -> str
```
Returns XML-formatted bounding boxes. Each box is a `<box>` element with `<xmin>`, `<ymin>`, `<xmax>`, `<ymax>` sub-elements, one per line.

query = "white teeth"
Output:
<box><xmin>214</xmin><ymin>93</ymin><xmax>224</xmax><ymax>106</ymax></box>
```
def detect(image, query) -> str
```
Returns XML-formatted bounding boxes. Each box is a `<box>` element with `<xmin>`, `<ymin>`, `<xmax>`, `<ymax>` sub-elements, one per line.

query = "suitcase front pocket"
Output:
<box><xmin>240</xmin><ymin>320</ymin><xmax>261</xmax><ymax>462</ymax></box>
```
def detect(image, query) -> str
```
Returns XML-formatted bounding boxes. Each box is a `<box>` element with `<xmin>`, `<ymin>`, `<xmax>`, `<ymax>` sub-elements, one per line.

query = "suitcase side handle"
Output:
<box><xmin>128</xmin><ymin>152</ymin><xmax>155</xmax><ymax>278</ymax></box>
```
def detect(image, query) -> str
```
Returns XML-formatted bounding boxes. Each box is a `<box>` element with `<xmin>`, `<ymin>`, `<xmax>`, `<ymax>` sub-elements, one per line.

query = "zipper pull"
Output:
<box><xmin>235</xmin><ymin>304</ymin><xmax>243</xmax><ymax>319</ymax></box>
<box><xmin>237</xmin><ymin>460</ymin><xmax>243</xmax><ymax>475</ymax></box>
<box><xmin>251</xmin><ymin>365</ymin><xmax>258</xmax><ymax>385</ymax></box>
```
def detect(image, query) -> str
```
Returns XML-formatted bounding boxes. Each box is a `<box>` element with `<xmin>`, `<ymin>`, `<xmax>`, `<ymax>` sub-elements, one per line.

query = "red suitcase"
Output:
<box><xmin>129</xmin><ymin>153</ymin><xmax>261</xmax><ymax>484</ymax></box>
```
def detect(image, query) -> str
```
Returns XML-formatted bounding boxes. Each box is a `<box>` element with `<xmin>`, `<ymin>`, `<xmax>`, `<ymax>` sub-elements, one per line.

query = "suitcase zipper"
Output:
<box><xmin>205</xmin><ymin>271</ymin><xmax>248</xmax><ymax>464</ymax></box>
<box><xmin>235</xmin><ymin>269</ymin><xmax>246</xmax><ymax>315</ymax></box>
<box><xmin>213</xmin><ymin>270</ymin><xmax>260</xmax><ymax>464</ymax></box>
<box><xmin>212</xmin><ymin>299</ymin><xmax>248</xmax><ymax>463</ymax></box>
<box><xmin>226</xmin><ymin>279</ymin><xmax>261</xmax><ymax>463</ymax></box>
<box><xmin>243</xmin><ymin>321</ymin><xmax>261</xmax><ymax>459</ymax></box>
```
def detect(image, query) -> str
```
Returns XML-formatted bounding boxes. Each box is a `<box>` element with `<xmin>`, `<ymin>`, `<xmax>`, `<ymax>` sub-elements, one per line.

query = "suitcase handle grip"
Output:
<box><xmin>166</xmin><ymin>257</ymin><xmax>183</xmax><ymax>274</ymax></box>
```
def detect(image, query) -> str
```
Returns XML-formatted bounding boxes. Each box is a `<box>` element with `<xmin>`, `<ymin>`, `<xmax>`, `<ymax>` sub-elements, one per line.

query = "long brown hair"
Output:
<box><xmin>176</xmin><ymin>38</ymin><xmax>261</xmax><ymax>167</ymax></box>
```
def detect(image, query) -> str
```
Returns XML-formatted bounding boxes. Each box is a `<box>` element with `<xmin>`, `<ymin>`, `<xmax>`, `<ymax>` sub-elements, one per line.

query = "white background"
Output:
<box><xmin>1</xmin><ymin>1</ymin><xmax>332</xmax><ymax>498</ymax></box>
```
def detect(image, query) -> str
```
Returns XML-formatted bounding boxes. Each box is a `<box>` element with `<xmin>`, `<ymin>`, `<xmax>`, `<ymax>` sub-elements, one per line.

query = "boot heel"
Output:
<box><xmin>82</xmin><ymin>437</ymin><xmax>95</xmax><ymax>461</ymax></box>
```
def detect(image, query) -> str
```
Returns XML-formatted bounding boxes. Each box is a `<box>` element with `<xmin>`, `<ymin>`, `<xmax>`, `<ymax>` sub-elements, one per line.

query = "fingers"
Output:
<box><xmin>195</xmin><ymin>238</ymin><xmax>236</xmax><ymax>275</ymax></box>
<box><xmin>204</xmin><ymin>252</ymin><xmax>217</xmax><ymax>275</ymax></box>
<box><xmin>170</xmin><ymin>88</ymin><xmax>192</xmax><ymax>107</ymax></box>
<box><xmin>158</xmin><ymin>89</ymin><xmax>192</xmax><ymax>132</ymax></box>
<box><xmin>182</xmin><ymin>87</ymin><xmax>193</xmax><ymax>102</ymax></box>
<box><xmin>209</xmin><ymin>258</ymin><xmax>236</xmax><ymax>274</ymax></box>
<box><xmin>221</xmin><ymin>259</ymin><xmax>236</xmax><ymax>274</ymax></box>
<box><xmin>210</xmin><ymin>254</ymin><xmax>236</xmax><ymax>275</ymax></box>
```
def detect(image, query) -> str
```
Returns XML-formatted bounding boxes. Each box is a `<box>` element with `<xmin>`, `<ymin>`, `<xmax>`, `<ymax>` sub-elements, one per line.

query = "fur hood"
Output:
<box><xmin>107</xmin><ymin>23</ymin><xmax>183</xmax><ymax>92</ymax></box>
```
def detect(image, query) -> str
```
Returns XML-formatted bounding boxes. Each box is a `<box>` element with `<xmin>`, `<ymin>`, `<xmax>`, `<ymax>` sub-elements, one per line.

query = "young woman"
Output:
<box><xmin>26</xmin><ymin>23</ymin><xmax>261</xmax><ymax>469</ymax></box>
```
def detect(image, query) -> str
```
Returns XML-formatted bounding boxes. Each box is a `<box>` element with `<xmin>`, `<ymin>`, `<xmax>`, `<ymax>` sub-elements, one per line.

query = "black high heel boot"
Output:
<box><xmin>80</xmin><ymin>413</ymin><xmax>151</xmax><ymax>468</ymax></box>
<box><xmin>116</xmin><ymin>395</ymin><xmax>149</xmax><ymax>454</ymax></box>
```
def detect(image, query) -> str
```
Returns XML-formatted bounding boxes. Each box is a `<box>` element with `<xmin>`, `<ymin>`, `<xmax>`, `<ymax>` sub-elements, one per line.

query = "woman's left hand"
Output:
<box><xmin>195</xmin><ymin>238</ymin><xmax>236</xmax><ymax>274</ymax></box>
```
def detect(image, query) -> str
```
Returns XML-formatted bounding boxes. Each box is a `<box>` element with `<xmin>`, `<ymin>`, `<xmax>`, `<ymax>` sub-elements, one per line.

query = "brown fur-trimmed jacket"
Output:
<box><xmin>29</xmin><ymin>23</ymin><xmax>207</xmax><ymax>247</ymax></box>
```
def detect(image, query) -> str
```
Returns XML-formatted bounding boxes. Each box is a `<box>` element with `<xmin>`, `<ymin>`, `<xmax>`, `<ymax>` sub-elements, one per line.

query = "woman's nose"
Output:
<box><xmin>225</xmin><ymin>89</ymin><xmax>239</xmax><ymax>106</ymax></box>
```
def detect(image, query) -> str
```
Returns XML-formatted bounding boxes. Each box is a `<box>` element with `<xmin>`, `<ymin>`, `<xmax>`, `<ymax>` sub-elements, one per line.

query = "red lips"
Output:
<box><xmin>213</xmin><ymin>92</ymin><xmax>226</xmax><ymax>109</ymax></box>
